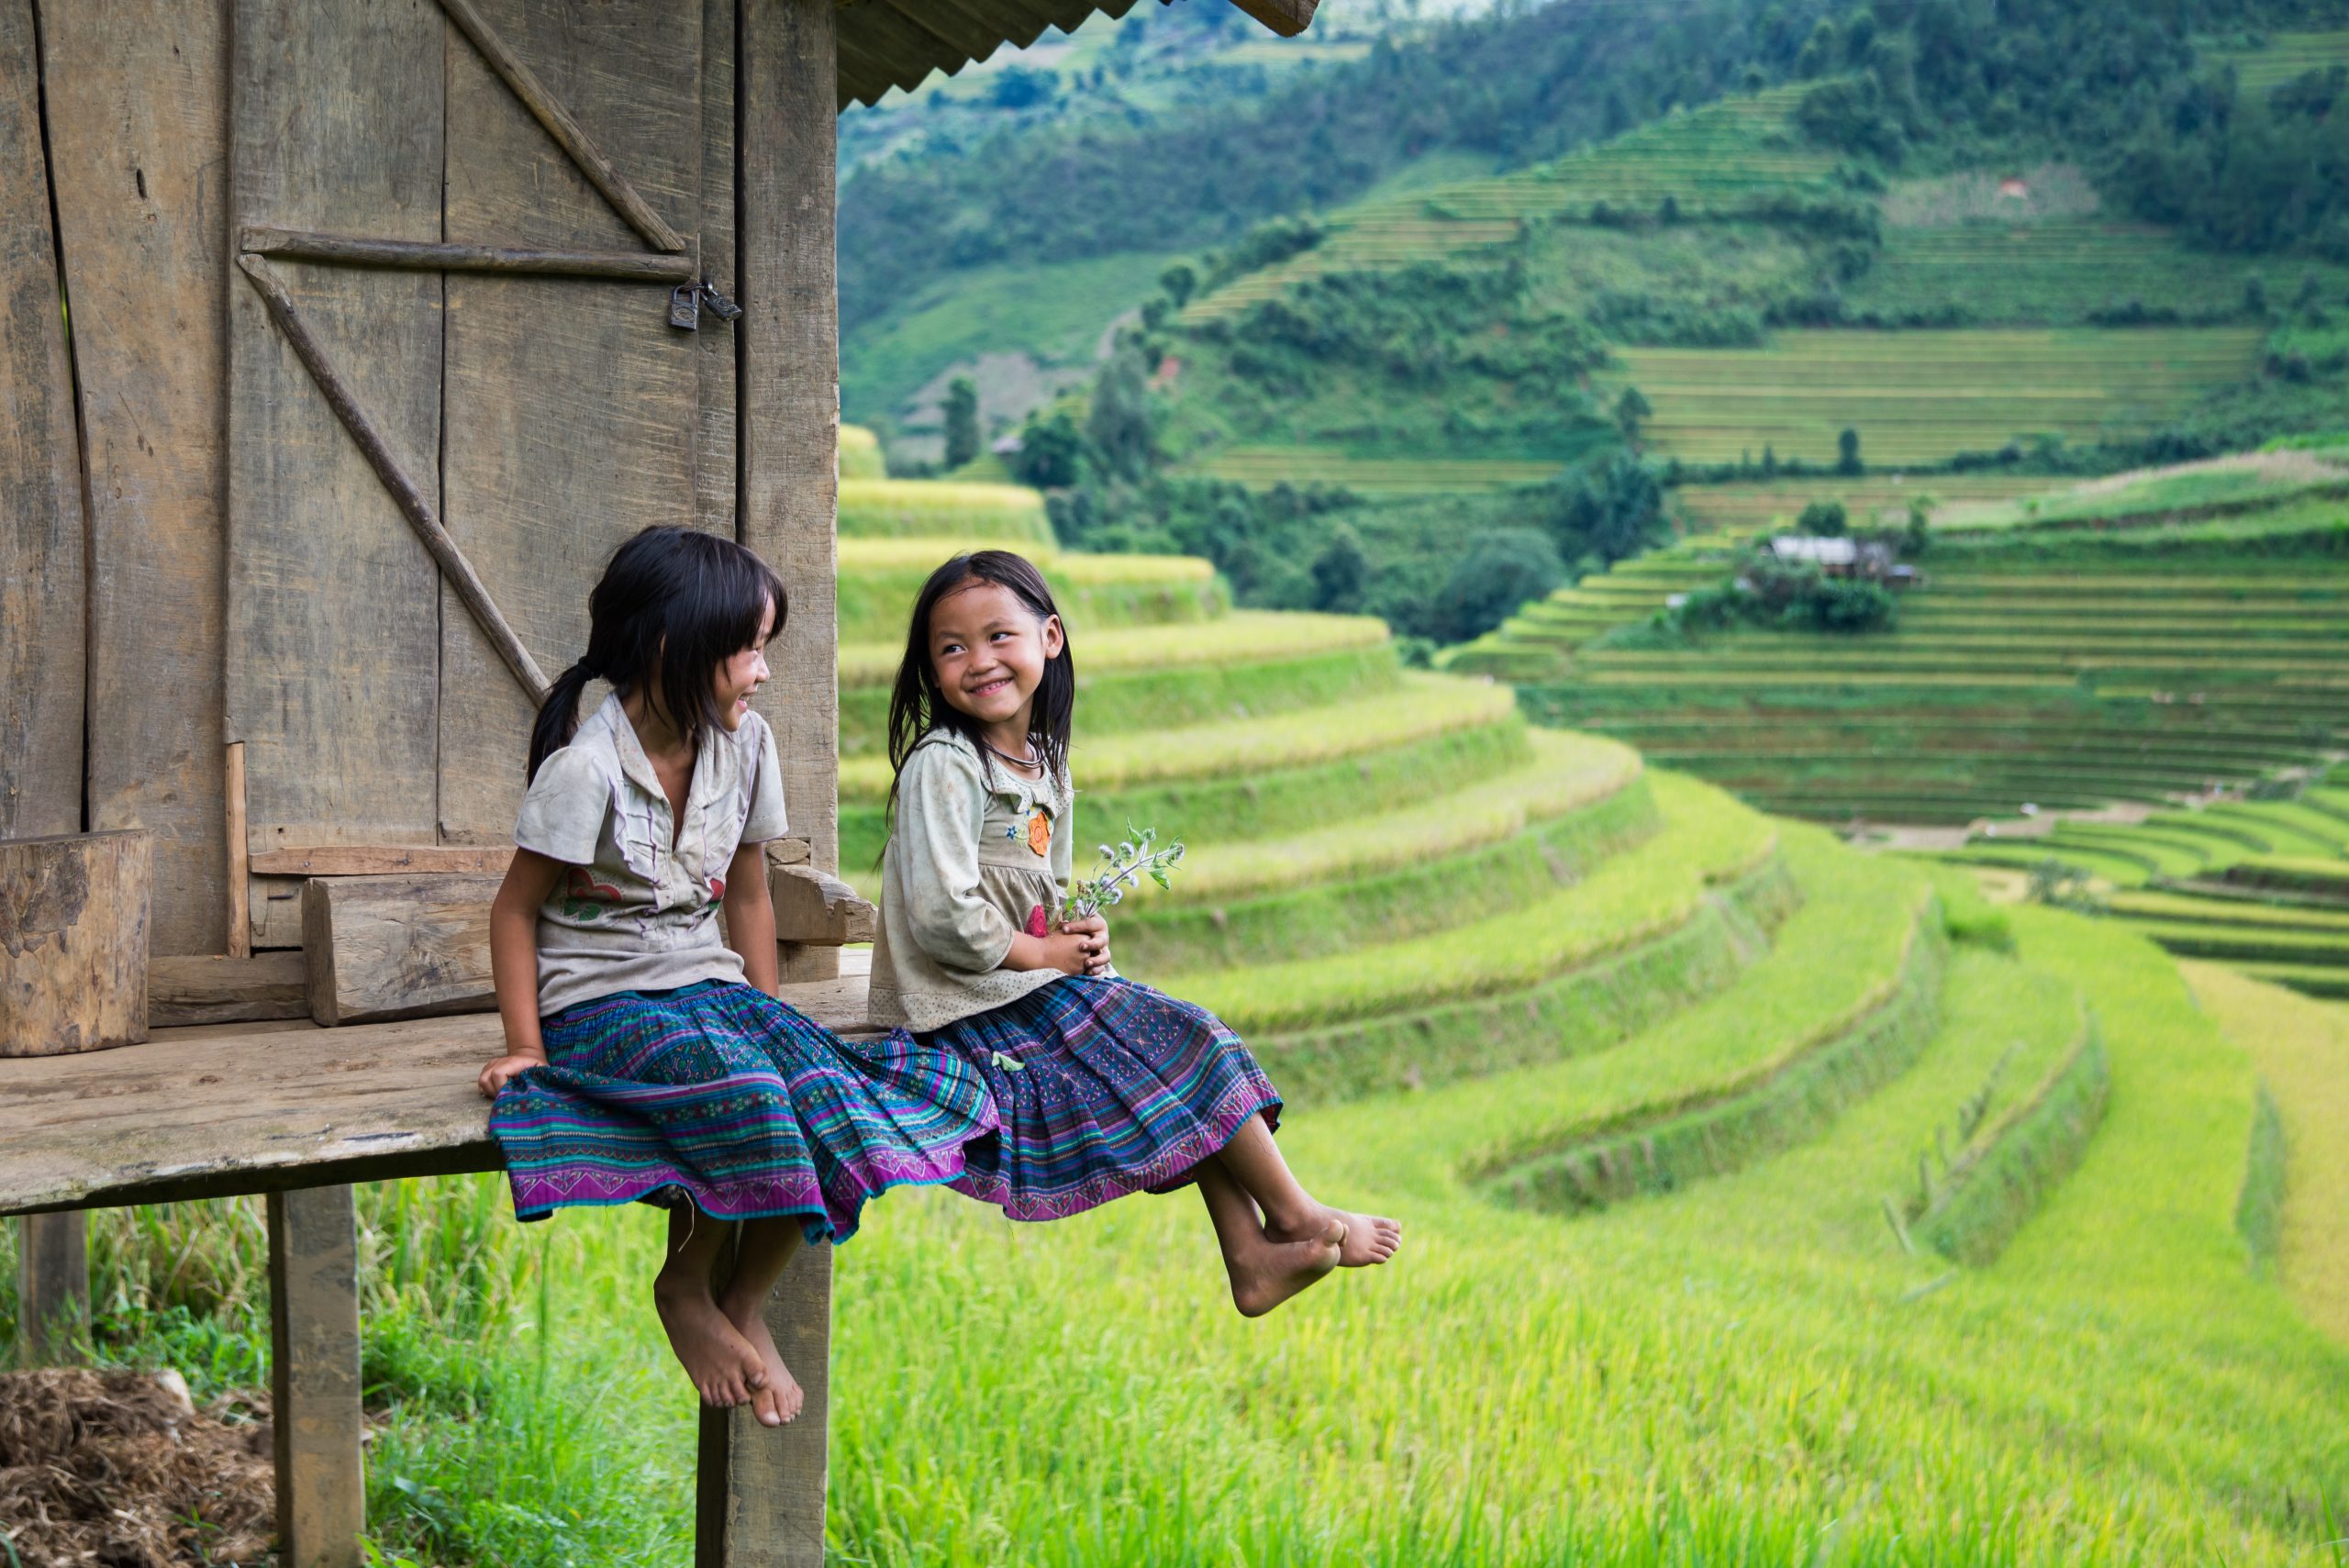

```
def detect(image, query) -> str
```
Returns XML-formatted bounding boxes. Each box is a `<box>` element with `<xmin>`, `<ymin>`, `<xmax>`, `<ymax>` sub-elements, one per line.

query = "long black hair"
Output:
<box><xmin>884</xmin><ymin>550</ymin><xmax>1075</xmax><ymax>831</ymax></box>
<box><xmin>529</xmin><ymin>526</ymin><xmax>786</xmax><ymax>780</ymax></box>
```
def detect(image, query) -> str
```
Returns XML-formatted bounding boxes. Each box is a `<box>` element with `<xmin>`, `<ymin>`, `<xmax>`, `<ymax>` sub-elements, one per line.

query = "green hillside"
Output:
<box><xmin>20</xmin><ymin>461</ymin><xmax>2349</xmax><ymax>1562</ymax></box>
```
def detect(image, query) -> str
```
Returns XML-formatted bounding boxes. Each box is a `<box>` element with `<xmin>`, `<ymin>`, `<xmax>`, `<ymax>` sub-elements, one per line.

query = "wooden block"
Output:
<box><xmin>776</xmin><ymin>944</ymin><xmax>841</xmax><ymax>985</ymax></box>
<box><xmin>269</xmin><ymin>1184</ymin><xmax>363</xmax><ymax>1568</ymax></box>
<box><xmin>0</xmin><ymin>831</ymin><xmax>151</xmax><ymax>1057</ymax></box>
<box><xmin>150</xmin><ymin>951</ymin><xmax>308</xmax><ymax>1027</ymax></box>
<box><xmin>764</xmin><ymin>836</ymin><xmax>812</xmax><ymax>867</ymax></box>
<box><xmin>770</xmin><ymin>862</ymin><xmax>875</xmax><ymax>946</ymax></box>
<box><xmin>301</xmin><ymin>873</ymin><xmax>502</xmax><ymax>1027</ymax></box>
<box><xmin>44</xmin><ymin>0</ymin><xmax>233</xmax><ymax>954</ymax></box>
<box><xmin>0</xmin><ymin>0</ymin><xmax>89</xmax><ymax>848</ymax></box>
<box><xmin>698</xmin><ymin>1241</ymin><xmax>832</xmax><ymax>1567</ymax></box>
<box><xmin>16</xmin><ymin>1211</ymin><xmax>89</xmax><ymax>1364</ymax></box>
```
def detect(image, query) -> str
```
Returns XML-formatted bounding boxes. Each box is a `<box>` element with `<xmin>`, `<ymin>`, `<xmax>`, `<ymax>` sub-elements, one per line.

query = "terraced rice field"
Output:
<box><xmin>1933</xmin><ymin>778</ymin><xmax>2349</xmax><ymax>1001</ymax></box>
<box><xmin>1185</xmin><ymin>86</ymin><xmax>1835</xmax><ymax>323</ymax></box>
<box><xmin>2210</xmin><ymin>27</ymin><xmax>2349</xmax><ymax>91</ymax></box>
<box><xmin>1839</xmin><ymin>221</ymin><xmax>2349</xmax><ymax>325</ymax></box>
<box><xmin>1185</xmin><ymin>445</ymin><xmax>1569</xmax><ymax>494</ymax></box>
<box><xmin>838</xmin><ymin>477</ymin><xmax>1055</xmax><ymax>543</ymax></box>
<box><xmin>1616</xmin><ymin>328</ymin><xmax>2263</xmax><ymax>465</ymax></box>
<box><xmin>28</xmin><ymin>467</ymin><xmax>2349</xmax><ymax>1566</ymax></box>
<box><xmin>1674</xmin><ymin>474</ymin><xmax>2054</xmax><ymax>532</ymax></box>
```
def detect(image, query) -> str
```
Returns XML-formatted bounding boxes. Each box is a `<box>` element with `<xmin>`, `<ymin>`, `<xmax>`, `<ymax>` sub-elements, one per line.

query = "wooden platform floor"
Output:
<box><xmin>0</xmin><ymin>967</ymin><xmax>872</xmax><ymax>1217</ymax></box>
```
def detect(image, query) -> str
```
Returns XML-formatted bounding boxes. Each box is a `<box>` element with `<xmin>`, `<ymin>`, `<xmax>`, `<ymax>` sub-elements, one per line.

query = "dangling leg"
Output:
<box><xmin>1218</xmin><ymin>1115</ymin><xmax>1402</xmax><ymax>1269</ymax></box>
<box><xmin>1196</xmin><ymin>1155</ymin><xmax>1344</xmax><ymax>1318</ymax></box>
<box><xmin>653</xmin><ymin>1205</ymin><xmax>771</xmax><ymax>1408</ymax></box>
<box><xmin>716</xmin><ymin>1218</ymin><xmax>808</xmax><ymax>1428</ymax></box>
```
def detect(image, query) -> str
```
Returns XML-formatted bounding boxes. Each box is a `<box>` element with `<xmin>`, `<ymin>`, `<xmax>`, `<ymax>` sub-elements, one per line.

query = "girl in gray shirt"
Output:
<box><xmin>870</xmin><ymin>550</ymin><xmax>1402</xmax><ymax>1316</ymax></box>
<box><xmin>476</xmin><ymin>527</ymin><xmax>996</xmax><ymax>1429</ymax></box>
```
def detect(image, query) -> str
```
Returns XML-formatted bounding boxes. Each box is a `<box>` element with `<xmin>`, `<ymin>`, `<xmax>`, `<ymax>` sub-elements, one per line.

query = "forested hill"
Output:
<box><xmin>839</xmin><ymin>0</ymin><xmax>2343</xmax><ymax>355</ymax></box>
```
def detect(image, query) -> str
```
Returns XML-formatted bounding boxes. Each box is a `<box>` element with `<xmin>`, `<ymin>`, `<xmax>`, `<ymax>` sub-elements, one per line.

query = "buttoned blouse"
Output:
<box><xmin>513</xmin><ymin>692</ymin><xmax>788</xmax><ymax>1017</ymax></box>
<box><xmin>869</xmin><ymin>728</ymin><xmax>1092</xmax><ymax>1033</ymax></box>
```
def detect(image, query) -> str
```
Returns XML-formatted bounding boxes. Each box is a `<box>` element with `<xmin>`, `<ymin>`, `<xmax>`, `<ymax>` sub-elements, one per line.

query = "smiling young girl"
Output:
<box><xmin>477</xmin><ymin>526</ymin><xmax>995</xmax><ymax>1426</ymax></box>
<box><xmin>871</xmin><ymin>550</ymin><xmax>1401</xmax><ymax>1315</ymax></box>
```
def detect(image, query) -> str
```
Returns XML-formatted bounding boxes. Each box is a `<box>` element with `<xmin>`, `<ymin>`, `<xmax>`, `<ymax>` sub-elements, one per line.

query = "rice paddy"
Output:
<box><xmin>1615</xmin><ymin>328</ymin><xmax>2264</xmax><ymax>465</ymax></box>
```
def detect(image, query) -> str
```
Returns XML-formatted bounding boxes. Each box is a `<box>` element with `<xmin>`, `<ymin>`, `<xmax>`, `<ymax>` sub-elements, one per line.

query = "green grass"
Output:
<box><xmin>837</xmin><ymin>479</ymin><xmax>1057</xmax><ymax>543</ymax></box>
<box><xmin>1616</xmin><ymin>327</ymin><xmax>2264</xmax><ymax>464</ymax></box>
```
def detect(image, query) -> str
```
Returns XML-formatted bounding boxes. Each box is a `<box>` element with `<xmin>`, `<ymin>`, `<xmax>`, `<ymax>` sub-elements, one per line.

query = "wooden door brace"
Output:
<box><xmin>238</xmin><ymin>254</ymin><xmax>550</xmax><ymax>705</ymax></box>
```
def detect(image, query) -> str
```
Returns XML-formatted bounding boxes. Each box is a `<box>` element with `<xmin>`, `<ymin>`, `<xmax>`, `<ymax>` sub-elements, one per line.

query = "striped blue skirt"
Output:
<box><xmin>930</xmin><ymin>976</ymin><xmax>1283</xmax><ymax>1222</ymax></box>
<box><xmin>490</xmin><ymin>980</ymin><xmax>997</xmax><ymax>1243</ymax></box>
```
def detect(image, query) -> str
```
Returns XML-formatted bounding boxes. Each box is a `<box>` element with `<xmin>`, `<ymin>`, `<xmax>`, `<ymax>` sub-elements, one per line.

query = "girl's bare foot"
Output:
<box><xmin>718</xmin><ymin>1283</ymin><xmax>805</xmax><ymax>1428</ymax></box>
<box><xmin>653</xmin><ymin>1269</ymin><xmax>769</xmax><ymax>1409</ymax></box>
<box><xmin>1269</xmin><ymin>1203</ymin><xmax>1402</xmax><ymax>1268</ymax></box>
<box><xmin>1226</xmin><ymin>1219</ymin><xmax>1344</xmax><ymax>1318</ymax></box>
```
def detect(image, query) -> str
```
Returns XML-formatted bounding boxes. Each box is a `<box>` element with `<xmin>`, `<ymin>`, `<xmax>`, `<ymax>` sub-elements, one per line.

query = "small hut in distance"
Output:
<box><xmin>0</xmin><ymin>1</ymin><xmax>1316</xmax><ymax>1563</ymax></box>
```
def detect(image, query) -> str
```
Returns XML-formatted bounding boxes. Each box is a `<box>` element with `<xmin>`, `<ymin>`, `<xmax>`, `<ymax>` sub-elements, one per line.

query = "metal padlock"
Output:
<box><xmin>699</xmin><ymin>280</ymin><xmax>743</xmax><ymax>323</ymax></box>
<box><xmin>668</xmin><ymin>281</ymin><xmax>699</xmax><ymax>331</ymax></box>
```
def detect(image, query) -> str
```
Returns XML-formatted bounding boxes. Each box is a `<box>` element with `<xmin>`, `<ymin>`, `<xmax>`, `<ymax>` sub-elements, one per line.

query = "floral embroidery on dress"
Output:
<box><xmin>1027</xmin><ymin>808</ymin><xmax>1052</xmax><ymax>856</ymax></box>
<box><xmin>707</xmin><ymin>874</ymin><xmax>727</xmax><ymax>906</ymax></box>
<box><xmin>562</xmin><ymin>866</ymin><xmax>626</xmax><ymax>922</ymax></box>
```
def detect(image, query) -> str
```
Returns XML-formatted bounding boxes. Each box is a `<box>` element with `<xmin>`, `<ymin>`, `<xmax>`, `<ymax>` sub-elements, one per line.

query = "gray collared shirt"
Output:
<box><xmin>868</xmin><ymin>728</ymin><xmax>1088</xmax><ymax>1033</ymax></box>
<box><xmin>513</xmin><ymin>692</ymin><xmax>788</xmax><ymax>1017</ymax></box>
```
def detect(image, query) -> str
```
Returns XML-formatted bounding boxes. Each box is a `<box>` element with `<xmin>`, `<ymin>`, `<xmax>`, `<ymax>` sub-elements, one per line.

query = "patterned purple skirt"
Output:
<box><xmin>490</xmin><ymin>980</ymin><xmax>996</xmax><ymax>1243</ymax></box>
<box><xmin>930</xmin><ymin>976</ymin><xmax>1282</xmax><ymax>1222</ymax></box>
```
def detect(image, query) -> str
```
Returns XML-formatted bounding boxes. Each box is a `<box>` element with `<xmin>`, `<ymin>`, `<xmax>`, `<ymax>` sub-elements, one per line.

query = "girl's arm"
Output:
<box><xmin>723</xmin><ymin>840</ymin><xmax>779</xmax><ymax>995</ymax></box>
<box><xmin>479</xmin><ymin>849</ymin><xmax>566</xmax><ymax>1098</ymax></box>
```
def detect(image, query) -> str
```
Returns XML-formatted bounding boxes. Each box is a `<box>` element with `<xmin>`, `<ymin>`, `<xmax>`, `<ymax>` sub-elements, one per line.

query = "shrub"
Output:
<box><xmin>1437</xmin><ymin>528</ymin><xmax>1568</xmax><ymax>642</ymax></box>
<box><xmin>1797</xmin><ymin>498</ymin><xmax>1850</xmax><ymax>536</ymax></box>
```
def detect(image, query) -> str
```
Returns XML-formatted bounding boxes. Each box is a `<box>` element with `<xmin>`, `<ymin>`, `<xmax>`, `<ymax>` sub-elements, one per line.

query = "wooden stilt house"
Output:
<box><xmin>0</xmin><ymin>0</ymin><xmax>1315</xmax><ymax>1561</ymax></box>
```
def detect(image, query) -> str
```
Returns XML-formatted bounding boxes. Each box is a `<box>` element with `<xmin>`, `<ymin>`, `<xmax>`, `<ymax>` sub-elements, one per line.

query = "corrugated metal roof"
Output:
<box><xmin>836</xmin><ymin>0</ymin><xmax>1312</xmax><ymax>109</ymax></box>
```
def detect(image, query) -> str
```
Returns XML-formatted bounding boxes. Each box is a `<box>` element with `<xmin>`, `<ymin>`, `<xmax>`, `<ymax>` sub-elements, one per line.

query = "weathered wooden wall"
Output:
<box><xmin>41</xmin><ymin>0</ymin><xmax>232</xmax><ymax>954</ymax></box>
<box><xmin>0</xmin><ymin>0</ymin><xmax>86</xmax><ymax>845</ymax></box>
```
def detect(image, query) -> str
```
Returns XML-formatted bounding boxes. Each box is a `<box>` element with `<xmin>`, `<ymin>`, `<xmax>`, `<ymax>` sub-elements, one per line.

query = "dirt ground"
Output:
<box><xmin>0</xmin><ymin>1367</ymin><xmax>273</xmax><ymax>1567</ymax></box>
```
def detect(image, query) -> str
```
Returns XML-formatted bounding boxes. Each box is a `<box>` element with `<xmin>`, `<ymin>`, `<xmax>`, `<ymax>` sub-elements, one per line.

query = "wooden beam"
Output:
<box><xmin>302</xmin><ymin>872</ymin><xmax>503</xmax><ymax>1026</ymax></box>
<box><xmin>1226</xmin><ymin>0</ymin><xmax>1317</xmax><ymax>35</ymax></box>
<box><xmin>251</xmin><ymin>843</ymin><xmax>515</xmax><ymax>876</ymax></box>
<box><xmin>269</xmin><ymin>1184</ymin><xmax>364</xmax><ymax>1568</ymax></box>
<box><xmin>720</xmin><ymin>2</ymin><xmax>838</xmax><ymax>1559</ymax></box>
<box><xmin>430</xmin><ymin>0</ymin><xmax>687</xmax><ymax>253</ymax></box>
<box><xmin>0</xmin><ymin>0</ymin><xmax>88</xmax><ymax>848</ymax></box>
<box><xmin>0</xmin><ymin>830</ymin><xmax>151</xmax><ymax>1058</ymax></box>
<box><xmin>239</xmin><ymin>225</ymin><xmax>697</xmax><ymax>281</ymax></box>
<box><xmin>235</xmin><ymin>254</ymin><xmax>551</xmax><ymax>706</ymax></box>
<box><xmin>16</xmin><ymin>1212</ymin><xmax>89</xmax><ymax>1364</ymax></box>
<box><xmin>741</xmin><ymin>0</ymin><xmax>841</xmax><ymax>882</ymax></box>
<box><xmin>150</xmin><ymin>951</ymin><xmax>307</xmax><ymax>1027</ymax></box>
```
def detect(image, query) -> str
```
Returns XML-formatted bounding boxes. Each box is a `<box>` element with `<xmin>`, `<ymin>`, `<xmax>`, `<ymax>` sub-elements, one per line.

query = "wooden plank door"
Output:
<box><xmin>227</xmin><ymin>0</ymin><xmax>727</xmax><ymax>885</ymax></box>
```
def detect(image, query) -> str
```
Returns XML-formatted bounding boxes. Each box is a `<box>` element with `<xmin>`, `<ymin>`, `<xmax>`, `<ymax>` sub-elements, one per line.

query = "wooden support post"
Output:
<box><xmin>268</xmin><ymin>1185</ymin><xmax>363</xmax><ymax>1568</ymax></box>
<box><xmin>722</xmin><ymin>1</ymin><xmax>837</xmax><ymax>1562</ymax></box>
<box><xmin>15</xmin><ymin>1213</ymin><xmax>90</xmax><ymax>1364</ymax></box>
<box><xmin>696</xmin><ymin>1243</ymin><xmax>833</xmax><ymax>1568</ymax></box>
